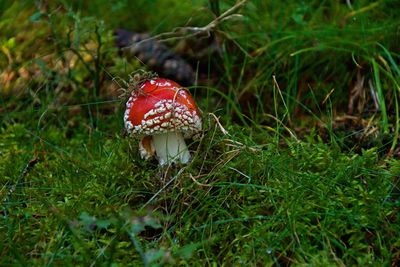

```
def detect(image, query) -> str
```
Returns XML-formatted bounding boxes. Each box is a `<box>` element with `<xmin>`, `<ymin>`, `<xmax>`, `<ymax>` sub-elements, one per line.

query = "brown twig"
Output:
<box><xmin>124</xmin><ymin>0</ymin><xmax>248</xmax><ymax>47</ymax></box>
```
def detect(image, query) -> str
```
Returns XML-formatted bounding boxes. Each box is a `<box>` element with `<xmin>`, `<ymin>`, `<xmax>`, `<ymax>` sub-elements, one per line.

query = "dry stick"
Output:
<box><xmin>368</xmin><ymin>79</ymin><xmax>380</xmax><ymax>111</ymax></box>
<box><xmin>322</xmin><ymin>88</ymin><xmax>335</xmax><ymax>105</ymax></box>
<box><xmin>344</xmin><ymin>1</ymin><xmax>380</xmax><ymax>22</ymax></box>
<box><xmin>190</xmin><ymin>173</ymin><xmax>212</xmax><ymax>187</ymax></box>
<box><xmin>272</xmin><ymin>75</ymin><xmax>292</xmax><ymax>125</ymax></box>
<box><xmin>265</xmin><ymin>114</ymin><xmax>298</xmax><ymax>141</ymax></box>
<box><xmin>140</xmin><ymin>168</ymin><xmax>186</xmax><ymax>210</ymax></box>
<box><xmin>123</xmin><ymin>0</ymin><xmax>248</xmax><ymax>48</ymax></box>
<box><xmin>209</xmin><ymin>112</ymin><xmax>229</xmax><ymax>135</ymax></box>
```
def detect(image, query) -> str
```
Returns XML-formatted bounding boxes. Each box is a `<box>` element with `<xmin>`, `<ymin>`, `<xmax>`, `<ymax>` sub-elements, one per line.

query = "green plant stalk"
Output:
<box><xmin>378</xmin><ymin>43</ymin><xmax>400</xmax><ymax>77</ymax></box>
<box><xmin>390</xmin><ymin>89</ymin><xmax>399</xmax><ymax>154</ymax></box>
<box><xmin>289</xmin><ymin>54</ymin><xmax>299</xmax><ymax>116</ymax></box>
<box><xmin>372</xmin><ymin>59</ymin><xmax>388</xmax><ymax>133</ymax></box>
<box><xmin>374</xmin><ymin>57</ymin><xmax>400</xmax><ymax>154</ymax></box>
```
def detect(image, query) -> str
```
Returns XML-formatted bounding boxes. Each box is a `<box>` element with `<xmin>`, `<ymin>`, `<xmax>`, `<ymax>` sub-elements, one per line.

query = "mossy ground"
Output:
<box><xmin>1</xmin><ymin>0</ymin><xmax>400</xmax><ymax>266</ymax></box>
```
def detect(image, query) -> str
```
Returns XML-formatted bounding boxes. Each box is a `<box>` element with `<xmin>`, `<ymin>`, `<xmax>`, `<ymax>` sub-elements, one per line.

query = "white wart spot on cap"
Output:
<box><xmin>125</xmin><ymin>98</ymin><xmax>201</xmax><ymax>137</ymax></box>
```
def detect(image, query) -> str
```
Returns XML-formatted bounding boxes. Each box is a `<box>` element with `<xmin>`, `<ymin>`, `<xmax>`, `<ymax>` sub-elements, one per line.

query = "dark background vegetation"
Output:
<box><xmin>1</xmin><ymin>0</ymin><xmax>400</xmax><ymax>265</ymax></box>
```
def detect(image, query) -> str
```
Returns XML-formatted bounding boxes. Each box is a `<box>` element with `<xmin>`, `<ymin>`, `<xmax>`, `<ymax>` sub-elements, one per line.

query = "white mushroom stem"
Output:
<box><xmin>152</xmin><ymin>132</ymin><xmax>191</xmax><ymax>166</ymax></box>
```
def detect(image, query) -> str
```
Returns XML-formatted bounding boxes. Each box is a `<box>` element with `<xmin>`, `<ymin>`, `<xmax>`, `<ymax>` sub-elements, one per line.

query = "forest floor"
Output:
<box><xmin>1</xmin><ymin>1</ymin><xmax>400</xmax><ymax>266</ymax></box>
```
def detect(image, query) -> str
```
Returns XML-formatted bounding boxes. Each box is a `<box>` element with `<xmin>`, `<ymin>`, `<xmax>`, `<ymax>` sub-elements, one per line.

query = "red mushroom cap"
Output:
<box><xmin>124</xmin><ymin>78</ymin><xmax>201</xmax><ymax>137</ymax></box>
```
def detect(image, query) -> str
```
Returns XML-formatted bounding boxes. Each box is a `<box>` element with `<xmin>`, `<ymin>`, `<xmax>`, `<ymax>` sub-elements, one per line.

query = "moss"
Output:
<box><xmin>1</xmin><ymin>0</ymin><xmax>400</xmax><ymax>265</ymax></box>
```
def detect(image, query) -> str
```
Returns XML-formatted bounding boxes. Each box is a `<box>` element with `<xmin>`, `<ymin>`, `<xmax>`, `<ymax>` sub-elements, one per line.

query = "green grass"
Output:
<box><xmin>1</xmin><ymin>0</ymin><xmax>400</xmax><ymax>265</ymax></box>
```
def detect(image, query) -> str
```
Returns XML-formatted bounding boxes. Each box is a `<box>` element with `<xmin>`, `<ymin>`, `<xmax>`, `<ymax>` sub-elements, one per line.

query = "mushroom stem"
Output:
<box><xmin>152</xmin><ymin>132</ymin><xmax>191</xmax><ymax>165</ymax></box>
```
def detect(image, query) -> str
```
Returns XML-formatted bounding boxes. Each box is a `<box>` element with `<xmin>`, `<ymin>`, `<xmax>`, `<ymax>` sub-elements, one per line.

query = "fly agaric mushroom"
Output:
<box><xmin>124</xmin><ymin>78</ymin><xmax>201</xmax><ymax>165</ymax></box>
